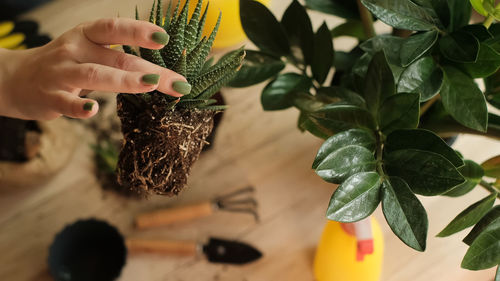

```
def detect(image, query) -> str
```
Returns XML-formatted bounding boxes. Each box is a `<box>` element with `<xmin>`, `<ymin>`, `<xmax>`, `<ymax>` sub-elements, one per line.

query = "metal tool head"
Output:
<box><xmin>202</xmin><ymin>237</ymin><xmax>262</xmax><ymax>265</ymax></box>
<box><xmin>213</xmin><ymin>186</ymin><xmax>259</xmax><ymax>222</ymax></box>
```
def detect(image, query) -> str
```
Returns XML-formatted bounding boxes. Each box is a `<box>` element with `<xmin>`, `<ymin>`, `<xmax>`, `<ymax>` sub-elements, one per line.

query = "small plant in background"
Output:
<box><xmin>235</xmin><ymin>0</ymin><xmax>500</xmax><ymax>274</ymax></box>
<box><xmin>116</xmin><ymin>0</ymin><xmax>245</xmax><ymax>196</ymax></box>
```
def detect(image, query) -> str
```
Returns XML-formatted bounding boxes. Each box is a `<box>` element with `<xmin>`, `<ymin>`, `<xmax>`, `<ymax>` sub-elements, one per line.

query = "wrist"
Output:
<box><xmin>0</xmin><ymin>48</ymin><xmax>16</xmax><ymax>116</ymax></box>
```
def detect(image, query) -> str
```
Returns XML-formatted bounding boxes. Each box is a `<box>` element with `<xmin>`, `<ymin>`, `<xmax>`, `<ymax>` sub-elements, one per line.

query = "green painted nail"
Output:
<box><xmin>151</xmin><ymin>32</ymin><xmax>170</xmax><ymax>45</ymax></box>
<box><xmin>172</xmin><ymin>81</ymin><xmax>192</xmax><ymax>95</ymax></box>
<box><xmin>83</xmin><ymin>102</ymin><xmax>94</xmax><ymax>111</ymax></box>
<box><xmin>142</xmin><ymin>74</ymin><xmax>160</xmax><ymax>85</ymax></box>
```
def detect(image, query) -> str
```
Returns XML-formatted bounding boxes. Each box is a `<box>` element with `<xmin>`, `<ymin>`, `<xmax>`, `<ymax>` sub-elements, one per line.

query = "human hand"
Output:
<box><xmin>0</xmin><ymin>18</ymin><xmax>192</xmax><ymax>120</ymax></box>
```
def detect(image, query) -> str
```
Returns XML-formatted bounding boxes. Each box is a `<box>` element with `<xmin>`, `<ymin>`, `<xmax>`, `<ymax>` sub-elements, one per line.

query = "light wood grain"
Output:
<box><xmin>0</xmin><ymin>0</ymin><xmax>498</xmax><ymax>280</ymax></box>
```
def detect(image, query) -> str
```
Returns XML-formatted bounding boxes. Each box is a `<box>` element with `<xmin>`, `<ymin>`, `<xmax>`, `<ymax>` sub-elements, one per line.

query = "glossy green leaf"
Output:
<box><xmin>312</xmin><ymin>129</ymin><xmax>376</xmax><ymax>169</ymax></box>
<box><xmin>400</xmin><ymin>31</ymin><xmax>438</xmax><ymax>67</ymax></box>
<box><xmin>481</xmin><ymin>155</ymin><xmax>500</xmax><ymax>178</ymax></box>
<box><xmin>364</xmin><ymin>51</ymin><xmax>395</xmax><ymax>117</ymax></box>
<box><xmin>470</xmin><ymin>0</ymin><xmax>488</xmax><ymax>16</ymax></box>
<box><xmin>385</xmin><ymin>129</ymin><xmax>464</xmax><ymax>167</ymax></box>
<box><xmin>316</xmin><ymin>145</ymin><xmax>377</xmax><ymax>184</ymax></box>
<box><xmin>331</xmin><ymin>20</ymin><xmax>366</xmax><ymax>40</ymax></box>
<box><xmin>483</xmin><ymin>0</ymin><xmax>500</xmax><ymax>20</ymax></box>
<box><xmin>385</xmin><ymin>149</ymin><xmax>466</xmax><ymax>196</ymax></box>
<box><xmin>382</xmin><ymin>177</ymin><xmax>428</xmax><ymax>251</ymax></box>
<box><xmin>316</xmin><ymin>86</ymin><xmax>366</xmax><ymax>108</ymax></box>
<box><xmin>463</xmin><ymin>205</ymin><xmax>500</xmax><ymax>245</ymax></box>
<box><xmin>312</xmin><ymin>22</ymin><xmax>334</xmax><ymax>84</ymax></box>
<box><xmin>239</xmin><ymin>0</ymin><xmax>290</xmax><ymax>56</ymax></box>
<box><xmin>311</xmin><ymin>104</ymin><xmax>377</xmax><ymax>132</ymax></box>
<box><xmin>441</xmin><ymin>66</ymin><xmax>488</xmax><ymax>132</ymax></box>
<box><xmin>444</xmin><ymin>160</ymin><xmax>484</xmax><ymax>197</ymax></box>
<box><xmin>305</xmin><ymin>0</ymin><xmax>359</xmax><ymax>19</ymax></box>
<box><xmin>360</xmin><ymin>35</ymin><xmax>405</xmax><ymax>65</ymax></box>
<box><xmin>281</xmin><ymin>0</ymin><xmax>314</xmax><ymax>65</ymax></box>
<box><xmin>261</xmin><ymin>73</ymin><xmax>311</xmax><ymax>111</ymax></box>
<box><xmin>485</xmin><ymin>69</ymin><xmax>500</xmax><ymax>110</ymax></box>
<box><xmin>460</xmin><ymin>43</ymin><xmax>500</xmax><ymax>78</ymax></box>
<box><xmin>228</xmin><ymin>50</ymin><xmax>285</xmax><ymax>87</ymax></box>
<box><xmin>446</xmin><ymin>0</ymin><xmax>472</xmax><ymax>32</ymax></box>
<box><xmin>298</xmin><ymin>112</ymin><xmax>331</xmax><ymax>139</ymax></box>
<box><xmin>439</xmin><ymin>31</ymin><xmax>479</xmax><ymax>63</ymax></box>
<box><xmin>437</xmin><ymin>193</ymin><xmax>496</xmax><ymax>237</ymax></box>
<box><xmin>461</xmin><ymin>216</ymin><xmax>500</xmax><ymax>270</ymax></box>
<box><xmin>361</xmin><ymin>0</ymin><xmax>440</xmax><ymax>31</ymax></box>
<box><xmin>461</xmin><ymin>24</ymin><xmax>493</xmax><ymax>42</ymax></box>
<box><xmin>379</xmin><ymin>92</ymin><xmax>420</xmax><ymax>135</ymax></box>
<box><xmin>397</xmin><ymin>56</ymin><xmax>443</xmax><ymax>101</ymax></box>
<box><xmin>326</xmin><ymin>172</ymin><xmax>381</xmax><ymax>222</ymax></box>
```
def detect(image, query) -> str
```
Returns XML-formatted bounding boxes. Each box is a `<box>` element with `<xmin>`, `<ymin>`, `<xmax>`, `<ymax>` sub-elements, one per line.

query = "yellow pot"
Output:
<box><xmin>313</xmin><ymin>218</ymin><xmax>384</xmax><ymax>281</ymax></box>
<box><xmin>176</xmin><ymin>0</ymin><xmax>270</xmax><ymax>48</ymax></box>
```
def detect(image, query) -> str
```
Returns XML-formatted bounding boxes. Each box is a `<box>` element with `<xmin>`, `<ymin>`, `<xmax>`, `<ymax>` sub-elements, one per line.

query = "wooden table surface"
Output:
<box><xmin>1</xmin><ymin>0</ymin><xmax>499</xmax><ymax>280</ymax></box>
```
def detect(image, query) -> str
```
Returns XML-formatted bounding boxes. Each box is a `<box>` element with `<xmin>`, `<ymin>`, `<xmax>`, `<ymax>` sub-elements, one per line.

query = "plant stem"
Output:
<box><xmin>375</xmin><ymin>130</ymin><xmax>386</xmax><ymax>179</ymax></box>
<box><xmin>420</xmin><ymin>95</ymin><xmax>440</xmax><ymax>116</ymax></box>
<box><xmin>480</xmin><ymin>180</ymin><xmax>500</xmax><ymax>199</ymax></box>
<box><xmin>356</xmin><ymin>0</ymin><xmax>376</xmax><ymax>39</ymax></box>
<box><xmin>484</xmin><ymin>15</ymin><xmax>494</xmax><ymax>28</ymax></box>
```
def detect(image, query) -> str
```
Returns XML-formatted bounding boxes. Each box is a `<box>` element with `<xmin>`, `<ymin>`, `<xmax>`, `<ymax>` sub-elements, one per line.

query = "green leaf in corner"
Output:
<box><xmin>439</xmin><ymin>31</ymin><xmax>479</xmax><ymax>63</ymax></box>
<box><xmin>397</xmin><ymin>56</ymin><xmax>443</xmax><ymax>101</ymax></box>
<box><xmin>239</xmin><ymin>0</ymin><xmax>290</xmax><ymax>56</ymax></box>
<box><xmin>385</xmin><ymin>129</ymin><xmax>464</xmax><ymax>167</ymax></box>
<box><xmin>440</xmin><ymin>66</ymin><xmax>488</xmax><ymax>132</ymax></box>
<box><xmin>312</xmin><ymin>129</ymin><xmax>376</xmax><ymax>169</ymax></box>
<box><xmin>310</xmin><ymin>104</ymin><xmax>377</xmax><ymax>132</ymax></box>
<box><xmin>481</xmin><ymin>155</ymin><xmax>500</xmax><ymax>178</ymax></box>
<box><xmin>461</xmin><ymin>215</ymin><xmax>500</xmax><ymax>270</ymax></box>
<box><xmin>316</xmin><ymin>87</ymin><xmax>366</xmax><ymax>108</ymax></box>
<box><xmin>312</xmin><ymin>22</ymin><xmax>334</xmax><ymax>84</ymax></box>
<box><xmin>360</xmin><ymin>0</ymin><xmax>441</xmax><ymax>31</ymax></box>
<box><xmin>400</xmin><ymin>31</ymin><xmax>438</xmax><ymax>67</ymax></box>
<box><xmin>261</xmin><ymin>73</ymin><xmax>311</xmax><ymax>111</ymax></box>
<box><xmin>281</xmin><ymin>0</ymin><xmax>314</xmax><ymax>65</ymax></box>
<box><xmin>305</xmin><ymin>0</ymin><xmax>360</xmax><ymax>19</ymax></box>
<box><xmin>382</xmin><ymin>177</ymin><xmax>428</xmax><ymax>251</ymax></box>
<box><xmin>316</xmin><ymin>145</ymin><xmax>376</xmax><ymax>184</ymax></box>
<box><xmin>463</xmin><ymin>205</ymin><xmax>500</xmax><ymax>245</ymax></box>
<box><xmin>360</xmin><ymin>35</ymin><xmax>405</xmax><ymax>66</ymax></box>
<box><xmin>437</xmin><ymin>193</ymin><xmax>496</xmax><ymax>237</ymax></box>
<box><xmin>470</xmin><ymin>0</ymin><xmax>489</xmax><ymax>16</ymax></box>
<box><xmin>331</xmin><ymin>20</ymin><xmax>367</xmax><ymax>40</ymax></box>
<box><xmin>378</xmin><ymin>92</ymin><xmax>420</xmax><ymax>135</ymax></box>
<box><xmin>460</xmin><ymin>43</ymin><xmax>500</xmax><ymax>78</ymax></box>
<box><xmin>228</xmin><ymin>50</ymin><xmax>285</xmax><ymax>88</ymax></box>
<box><xmin>444</xmin><ymin>160</ymin><xmax>484</xmax><ymax>197</ymax></box>
<box><xmin>385</xmin><ymin>149</ymin><xmax>466</xmax><ymax>196</ymax></box>
<box><xmin>326</xmin><ymin>172</ymin><xmax>381</xmax><ymax>222</ymax></box>
<box><xmin>364</xmin><ymin>51</ymin><xmax>395</xmax><ymax>117</ymax></box>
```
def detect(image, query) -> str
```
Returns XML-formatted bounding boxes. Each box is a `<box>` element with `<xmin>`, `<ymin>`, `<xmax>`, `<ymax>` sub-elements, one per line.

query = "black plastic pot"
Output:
<box><xmin>48</xmin><ymin>219</ymin><xmax>127</xmax><ymax>281</ymax></box>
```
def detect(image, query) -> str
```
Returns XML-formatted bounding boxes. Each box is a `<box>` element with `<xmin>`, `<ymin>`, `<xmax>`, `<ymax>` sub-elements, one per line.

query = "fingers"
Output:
<box><xmin>51</xmin><ymin>93</ymin><xmax>99</xmax><ymax>119</ymax></box>
<box><xmin>73</xmin><ymin>46</ymin><xmax>190</xmax><ymax>96</ymax></box>
<box><xmin>65</xmin><ymin>63</ymin><xmax>163</xmax><ymax>94</ymax></box>
<box><xmin>81</xmin><ymin>18</ymin><xmax>169</xmax><ymax>49</ymax></box>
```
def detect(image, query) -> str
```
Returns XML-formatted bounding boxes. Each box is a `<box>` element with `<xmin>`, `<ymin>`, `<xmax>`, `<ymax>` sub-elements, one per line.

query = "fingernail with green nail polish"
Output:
<box><xmin>151</xmin><ymin>32</ymin><xmax>170</xmax><ymax>45</ymax></box>
<box><xmin>172</xmin><ymin>81</ymin><xmax>192</xmax><ymax>95</ymax></box>
<box><xmin>142</xmin><ymin>74</ymin><xmax>160</xmax><ymax>85</ymax></box>
<box><xmin>83</xmin><ymin>102</ymin><xmax>94</xmax><ymax>111</ymax></box>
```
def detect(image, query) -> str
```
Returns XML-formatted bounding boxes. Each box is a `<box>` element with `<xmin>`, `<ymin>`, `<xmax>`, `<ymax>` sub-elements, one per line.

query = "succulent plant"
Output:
<box><xmin>116</xmin><ymin>0</ymin><xmax>245</xmax><ymax>196</ymax></box>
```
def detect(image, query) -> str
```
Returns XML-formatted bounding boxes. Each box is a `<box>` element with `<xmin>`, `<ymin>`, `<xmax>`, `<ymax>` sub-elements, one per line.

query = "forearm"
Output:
<box><xmin>0</xmin><ymin>48</ymin><xmax>21</xmax><ymax>118</ymax></box>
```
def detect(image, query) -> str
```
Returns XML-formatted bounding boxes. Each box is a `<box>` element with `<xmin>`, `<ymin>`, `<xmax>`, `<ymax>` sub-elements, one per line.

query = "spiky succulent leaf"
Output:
<box><xmin>162</xmin><ymin>0</ymin><xmax>189</xmax><ymax>67</ymax></box>
<box><xmin>163</xmin><ymin>1</ymin><xmax>172</xmax><ymax>30</ymax></box>
<box><xmin>178</xmin><ymin>99</ymin><xmax>208</xmax><ymax>108</ymax></box>
<box><xmin>135</xmin><ymin>6</ymin><xmax>140</xmax><ymax>20</ymax></box>
<box><xmin>201</xmin><ymin>105</ymin><xmax>229</xmax><ymax>111</ymax></box>
<box><xmin>171</xmin><ymin>0</ymin><xmax>180</xmax><ymax>23</ymax></box>
<box><xmin>201</xmin><ymin>57</ymin><xmax>215</xmax><ymax>73</ymax></box>
<box><xmin>173</xmin><ymin>49</ymin><xmax>188</xmax><ymax>76</ymax></box>
<box><xmin>185</xmin><ymin>0</ymin><xmax>204</xmax><ymax>52</ymax></box>
<box><xmin>149</xmin><ymin>0</ymin><xmax>156</xmax><ymax>23</ymax></box>
<box><xmin>196</xmin><ymin>71</ymin><xmax>238</xmax><ymax>100</ymax></box>
<box><xmin>186</xmin><ymin>37</ymin><xmax>208</xmax><ymax>80</ymax></box>
<box><xmin>197</xmin><ymin>2</ymin><xmax>209</xmax><ymax>42</ymax></box>
<box><xmin>189</xmin><ymin>49</ymin><xmax>245</xmax><ymax>97</ymax></box>
<box><xmin>155</xmin><ymin>0</ymin><xmax>163</xmax><ymax>27</ymax></box>
<box><xmin>190</xmin><ymin>13</ymin><xmax>222</xmax><ymax>79</ymax></box>
<box><xmin>140</xmin><ymin>48</ymin><xmax>166</xmax><ymax>67</ymax></box>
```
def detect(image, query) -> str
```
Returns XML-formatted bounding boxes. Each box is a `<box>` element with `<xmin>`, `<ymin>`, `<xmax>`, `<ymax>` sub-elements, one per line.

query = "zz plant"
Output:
<box><xmin>116</xmin><ymin>0</ymin><xmax>244</xmax><ymax>196</ymax></box>
<box><xmin>235</xmin><ymin>0</ymin><xmax>500</xmax><ymax>275</ymax></box>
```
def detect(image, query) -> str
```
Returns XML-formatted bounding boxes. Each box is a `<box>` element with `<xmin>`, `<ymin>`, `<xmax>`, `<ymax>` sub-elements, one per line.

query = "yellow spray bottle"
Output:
<box><xmin>313</xmin><ymin>217</ymin><xmax>384</xmax><ymax>281</ymax></box>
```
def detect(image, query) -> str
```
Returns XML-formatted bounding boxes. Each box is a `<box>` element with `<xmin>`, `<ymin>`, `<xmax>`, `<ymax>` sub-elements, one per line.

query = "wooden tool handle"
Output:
<box><xmin>135</xmin><ymin>201</ymin><xmax>214</xmax><ymax>230</ymax></box>
<box><xmin>126</xmin><ymin>238</ymin><xmax>198</xmax><ymax>256</ymax></box>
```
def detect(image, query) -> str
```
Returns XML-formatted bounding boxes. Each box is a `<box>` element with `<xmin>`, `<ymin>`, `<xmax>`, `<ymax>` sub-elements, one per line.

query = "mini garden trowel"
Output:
<box><xmin>126</xmin><ymin>237</ymin><xmax>262</xmax><ymax>265</ymax></box>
